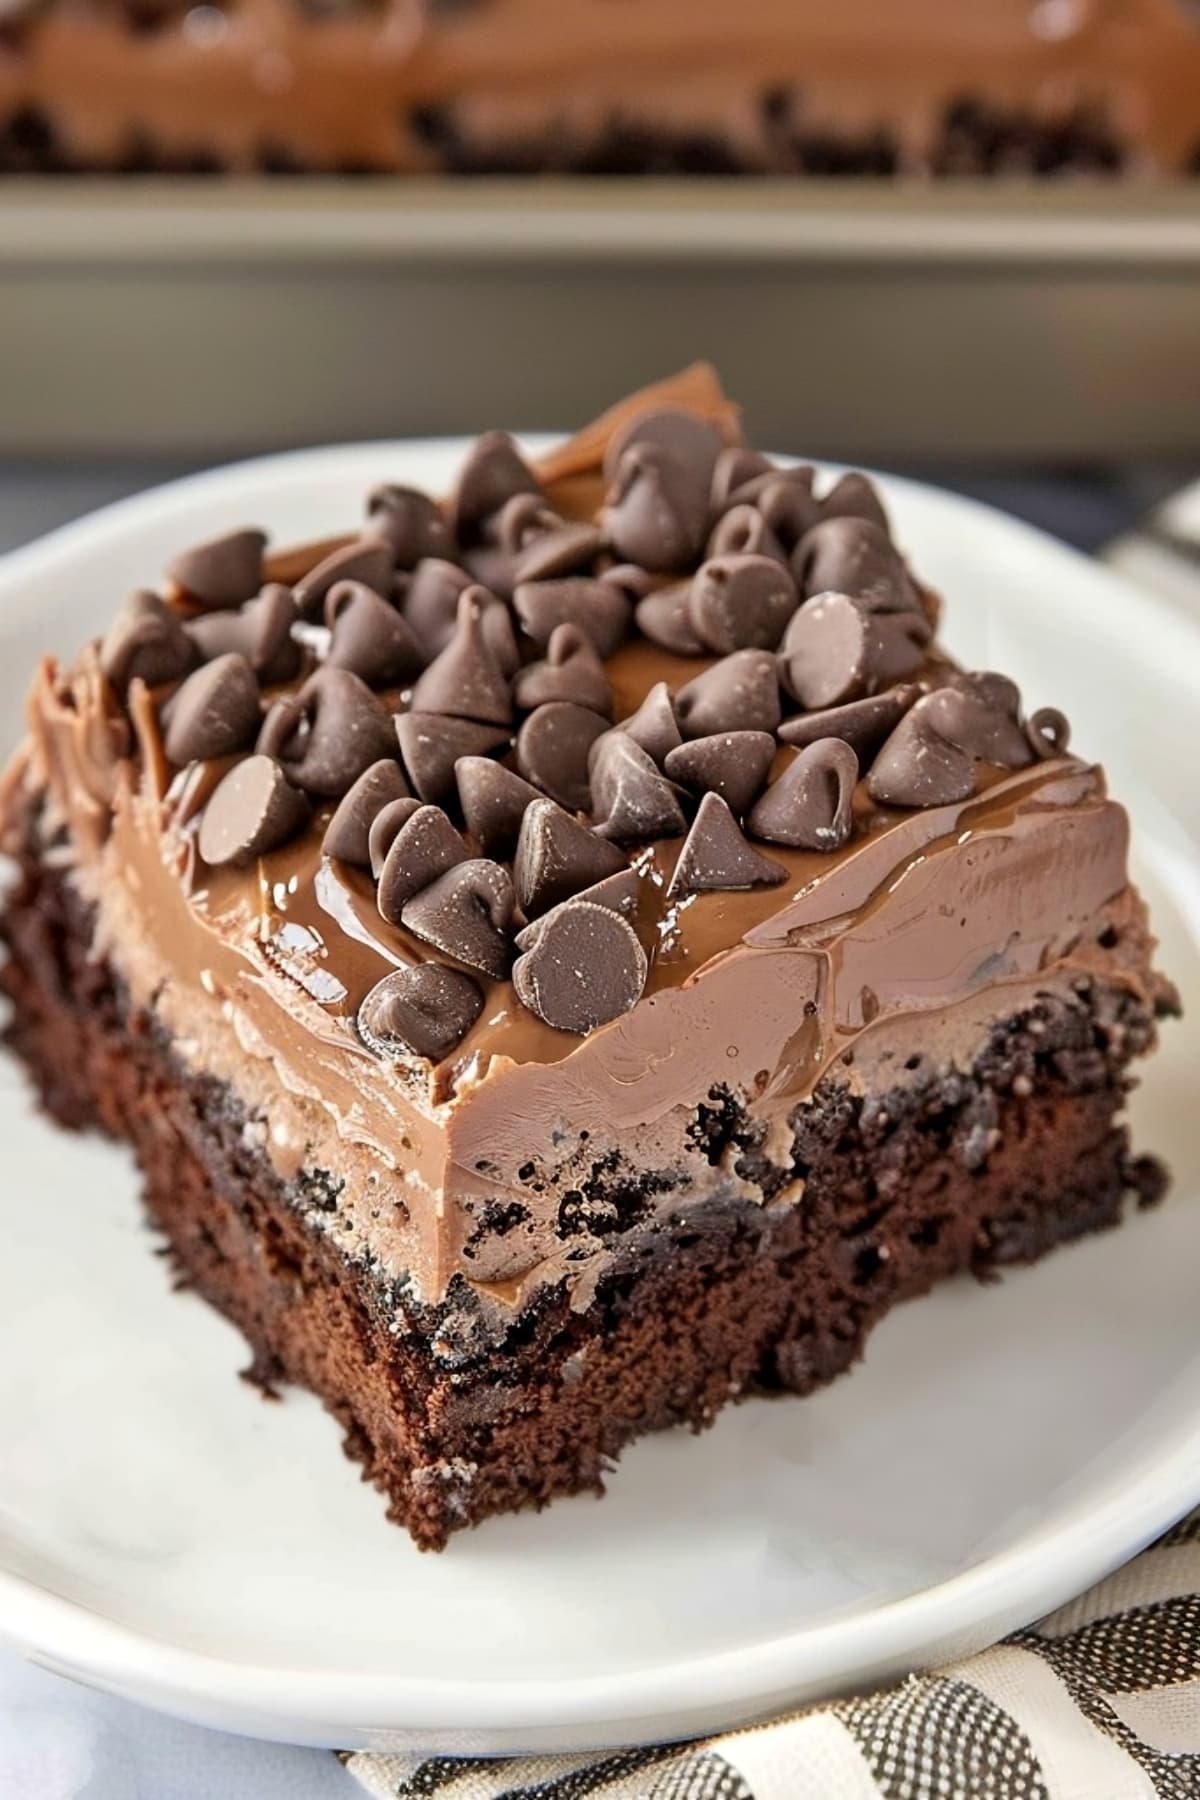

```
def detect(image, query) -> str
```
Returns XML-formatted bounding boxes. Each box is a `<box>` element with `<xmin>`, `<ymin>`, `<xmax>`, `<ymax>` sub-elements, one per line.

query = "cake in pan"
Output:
<box><xmin>1</xmin><ymin>0</ymin><xmax>1198</xmax><ymax>175</ymax></box>
<box><xmin>0</xmin><ymin>366</ymin><xmax>1178</xmax><ymax>1547</ymax></box>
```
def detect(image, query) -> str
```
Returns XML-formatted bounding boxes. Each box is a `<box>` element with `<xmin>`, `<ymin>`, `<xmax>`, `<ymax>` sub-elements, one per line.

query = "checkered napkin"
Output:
<box><xmin>343</xmin><ymin>1507</ymin><xmax>1200</xmax><ymax>1800</ymax></box>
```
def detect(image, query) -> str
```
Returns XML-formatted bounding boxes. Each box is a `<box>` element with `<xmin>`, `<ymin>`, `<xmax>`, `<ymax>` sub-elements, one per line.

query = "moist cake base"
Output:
<box><xmin>1</xmin><ymin>838</ymin><xmax>1169</xmax><ymax>1550</ymax></box>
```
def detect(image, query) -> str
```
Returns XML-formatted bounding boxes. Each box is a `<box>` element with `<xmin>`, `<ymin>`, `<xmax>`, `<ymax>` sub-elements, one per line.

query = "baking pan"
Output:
<box><xmin>0</xmin><ymin>178</ymin><xmax>1197</xmax><ymax>459</ymax></box>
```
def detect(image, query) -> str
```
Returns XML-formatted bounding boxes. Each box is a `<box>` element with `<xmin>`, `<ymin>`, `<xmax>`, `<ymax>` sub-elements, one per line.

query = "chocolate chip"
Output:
<box><xmin>604</xmin><ymin>443</ymin><xmax>709</xmax><ymax>573</ymax></box>
<box><xmin>706</xmin><ymin>503</ymin><xmax>787</xmax><ymax>566</ymax></box>
<box><xmin>515</xmin><ymin>702</ymin><xmax>609</xmax><ymax>811</ymax></box>
<box><xmin>867</xmin><ymin>695</ymin><xmax>977</xmax><ymax>809</ymax></box>
<box><xmin>664</xmin><ymin>730</ymin><xmax>776</xmax><ymax>818</ymax></box>
<box><xmin>930</xmin><ymin>680</ymin><xmax>1034</xmax><ymax>767</ymax></box>
<box><xmin>514</xmin><ymin>865</ymin><xmax>641</xmax><ymax>950</ymax></box>
<box><xmin>365</xmin><ymin>484</ymin><xmax>450</xmax><ymax>568</ymax></box>
<box><xmin>449</xmin><ymin>431</ymin><xmax>540</xmax><ymax>543</ymax></box>
<box><xmin>615</xmin><ymin>680</ymin><xmax>682</xmax><ymax>767</ymax></box>
<box><xmin>777</xmin><ymin>593</ymin><xmax>929</xmax><ymax>710</ymax></box>
<box><xmin>186</xmin><ymin>583</ymin><xmax>302</xmax><ymax>686</ymax></box>
<box><xmin>754</xmin><ymin>472</ymin><xmax>820</xmax><ymax>551</ymax></box>
<box><xmin>395</xmin><ymin>712</ymin><xmax>511</xmax><ymax>807</ymax></box>
<box><xmin>945</xmin><ymin>668</ymin><xmax>1022</xmax><ymax>721</ymax></box>
<box><xmin>257</xmin><ymin>665</ymin><xmax>395</xmax><ymax>798</ymax></box>
<box><xmin>400</xmin><ymin>858</ymin><xmax>515</xmax><ymax>979</ymax></box>
<box><xmin>513</xmin><ymin>624</ymin><xmax>612</xmax><ymax>717</ymax></box>
<box><xmin>322</xmin><ymin>758</ymin><xmax>412</xmax><ymax>865</ymax></box>
<box><xmin>376</xmin><ymin>803</ymin><xmax>468</xmax><ymax>923</ymax></box>
<box><xmin>367</xmin><ymin>796</ymin><xmax>424</xmax><ymax>879</ymax></box>
<box><xmin>456</xmin><ymin>756</ymin><xmax>542</xmax><ymax>859</ymax></box>
<box><xmin>589</xmin><ymin>731</ymin><xmax>688</xmax><ymax>844</ymax></box>
<box><xmin>480</xmin><ymin>598</ymin><xmax>521</xmax><ymax>676</ymax></box>
<box><xmin>513</xmin><ymin>901</ymin><xmax>647</xmax><ymax>1035</ymax></box>
<box><xmin>490</xmin><ymin>492</ymin><xmax>560</xmax><ymax>555</ymax></box>
<box><xmin>747</xmin><ymin>738</ymin><xmax>859</xmax><ymax>850</ymax></box>
<box><xmin>167</xmin><ymin>527</ymin><xmax>266</xmax><ymax>612</ymax></box>
<box><xmin>817</xmin><ymin>470</ymin><xmax>889</xmax><ymax>533</ymax></box>
<box><xmin>461</xmin><ymin>541</ymin><xmax>518</xmax><ymax>603</ymax></box>
<box><xmin>777</xmin><ymin>685</ymin><xmax>920</xmax><ymax>760</ymax></box>
<box><xmin>357</xmin><ymin>964</ymin><xmax>483</xmax><ymax>1063</ymax></box>
<box><xmin>710</xmin><ymin>446</ymin><xmax>773</xmax><ymax>509</ymax></box>
<box><xmin>101</xmin><ymin>589</ymin><xmax>195</xmax><ymax>694</ymax></box>
<box><xmin>512</xmin><ymin>521</ymin><xmax>604</xmax><ymax>584</ymax></box>
<box><xmin>688</xmin><ymin>554</ymin><xmax>797</xmax><ymax>655</ymax></box>
<box><xmin>603</xmin><ymin>405</ymin><xmax>724</xmax><ymax>491</ymax></box>
<box><xmin>293</xmin><ymin>537</ymin><xmax>395</xmax><ymax>622</ymax></box>
<box><xmin>600</xmin><ymin>563</ymin><xmax>660</xmax><ymax>601</ymax></box>
<box><xmin>162</xmin><ymin>652</ymin><xmax>261</xmax><ymax>765</ymax></box>
<box><xmin>513</xmin><ymin>578</ymin><xmax>631</xmax><ymax>660</ymax></box>
<box><xmin>409</xmin><ymin>588</ymin><xmax>513</xmax><ymax>725</ymax></box>
<box><xmin>634</xmin><ymin>582</ymin><xmax>706</xmax><ymax>657</ymax></box>
<box><xmin>401</xmin><ymin>559</ymin><xmax>474</xmax><ymax>660</ymax></box>
<box><xmin>513</xmin><ymin>797</ymin><xmax>627</xmax><ymax>917</ymax></box>
<box><xmin>1027</xmin><ymin>706</ymin><xmax>1071</xmax><ymax>760</ymax></box>
<box><xmin>325</xmin><ymin>582</ymin><xmax>425</xmax><ymax>689</ymax></box>
<box><xmin>198</xmin><ymin>754</ymin><xmax>311</xmax><ymax>867</ymax></box>
<box><xmin>793</xmin><ymin>517</ymin><xmax>917</xmax><ymax>612</ymax></box>
<box><xmin>668</xmin><ymin>792</ymin><xmax>787</xmax><ymax>896</ymax></box>
<box><xmin>356</xmin><ymin>964</ymin><xmax>482</xmax><ymax>1058</ymax></box>
<box><xmin>675</xmin><ymin>649</ymin><xmax>782</xmax><ymax>739</ymax></box>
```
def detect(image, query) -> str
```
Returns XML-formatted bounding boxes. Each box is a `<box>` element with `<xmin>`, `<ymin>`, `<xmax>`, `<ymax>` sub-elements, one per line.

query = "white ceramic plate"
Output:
<box><xmin>0</xmin><ymin>446</ymin><xmax>1197</xmax><ymax>1755</ymax></box>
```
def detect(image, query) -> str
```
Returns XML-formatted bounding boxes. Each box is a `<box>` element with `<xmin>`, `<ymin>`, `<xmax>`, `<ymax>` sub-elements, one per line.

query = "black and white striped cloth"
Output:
<box><xmin>345</xmin><ymin>1508</ymin><xmax>1200</xmax><ymax>1800</ymax></box>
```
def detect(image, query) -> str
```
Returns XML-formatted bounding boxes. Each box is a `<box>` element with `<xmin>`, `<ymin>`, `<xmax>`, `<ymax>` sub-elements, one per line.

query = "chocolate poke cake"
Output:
<box><xmin>2</xmin><ymin>0</ymin><xmax>1199</xmax><ymax>176</ymax></box>
<box><xmin>0</xmin><ymin>365</ymin><xmax>1178</xmax><ymax>1548</ymax></box>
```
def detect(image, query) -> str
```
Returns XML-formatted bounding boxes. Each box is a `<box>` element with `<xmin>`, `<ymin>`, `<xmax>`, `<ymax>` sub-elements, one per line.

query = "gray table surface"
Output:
<box><xmin>0</xmin><ymin>457</ymin><xmax>1193</xmax><ymax>1800</ymax></box>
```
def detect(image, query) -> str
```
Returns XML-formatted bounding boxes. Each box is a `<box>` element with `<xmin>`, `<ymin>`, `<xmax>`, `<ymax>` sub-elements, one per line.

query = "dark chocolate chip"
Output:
<box><xmin>817</xmin><ymin>470</ymin><xmax>890</xmax><ymax>533</ymax></box>
<box><xmin>513</xmin><ymin>624</ymin><xmax>612</xmax><ymax>717</ymax></box>
<box><xmin>400</xmin><ymin>858</ymin><xmax>515</xmax><ymax>979</ymax></box>
<box><xmin>162</xmin><ymin>652</ymin><xmax>261</xmax><ymax>765</ymax></box>
<box><xmin>514</xmin><ymin>865</ymin><xmax>641</xmax><ymax>951</ymax></box>
<box><xmin>663</xmin><ymin>730</ymin><xmax>776</xmax><ymax>818</ymax></box>
<box><xmin>293</xmin><ymin>537</ymin><xmax>395</xmax><ymax>622</ymax></box>
<box><xmin>101</xmin><ymin>589</ymin><xmax>195</xmax><ymax>694</ymax></box>
<box><xmin>747</xmin><ymin>738</ymin><xmax>859</xmax><ymax>850</ymax></box>
<box><xmin>675</xmin><ymin>649</ymin><xmax>782</xmax><ymax>739</ymax></box>
<box><xmin>515</xmin><ymin>701</ymin><xmax>609</xmax><ymax>811</ymax></box>
<box><xmin>376</xmin><ymin>803</ymin><xmax>468</xmax><ymax>923</ymax></box>
<box><xmin>867</xmin><ymin>695</ymin><xmax>977</xmax><ymax>809</ymax></box>
<box><xmin>778</xmin><ymin>685</ymin><xmax>920</xmax><ymax>760</ymax></box>
<box><xmin>602</xmin><ymin>405</ymin><xmax>724</xmax><ymax>491</ymax></box>
<box><xmin>513</xmin><ymin>797</ymin><xmax>628</xmax><ymax>917</ymax></box>
<box><xmin>615</xmin><ymin>680</ymin><xmax>682</xmax><ymax>767</ymax></box>
<box><xmin>513</xmin><ymin>578</ymin><xmax>631</xmax><ymax>660</ymax></box>
<box><xmin>589</xmin><ymin>731</ymin><xmax>688</xmax><ymax>844</ymax></box>
<box><xmin>322</xmin><ymin>758</ymin><xmax>412</xmax><ymax>865</ymax></box>
<box><xmin>687</xmin><ymin>554</ymin><xmax>798</xmax><ymax>655</ymax></box>
<box><xmin>603</xmin><ymin>443</ymin><xmax>709</xmax><ymax>574</ymax></box>
<box><xmin>793</xmin><ymin>517</ymin><xmax>917</xmax><ymax>612</ymax></box>
<box><xmin>706</xmin><ymin>503</ymin><xmax>787</xmax><ymax>566</ymax></box>
<box><xmin>409</xmin><ymin>588</ymin><xmax>514</xmax><ymax>725</ymax></box>
<box><xmin>185</xmin><ymin>583</ymin><xmax>301</xmax><ymax>686</ymax></box>
<box><xmin>634</xmin><ymin>582</ymin><xmax>707</xmax><ymax>656</ymax></box>
<box><xmin>325</xmin><ymin>581</ymin><xmax>425</xmax><ymax>689</ymax></box>
<box><xmin>401</xmin><ymin>558</ymin><xmax>474</xmax><ymax>660</ymax></box>
<box><xmin>456</xmin><ymin>756</ymin><xmax>542</xmax><ymax>860</ymax></box>
<box><xmin>710</xmin><ymin>446</ymin><xmax>773</xmax><ymax>509</ymax></box>
<box><xmin>944</xmin><ymin>668</ymin><xmax>1023</xmax><ymax>721</ymax></box>
<box><xmin>394</xmin><ymin>712</ymin><xmax>510</xmax><ymax>807</ymax></box>
<box><xmin>167</xmin><ymin>527</ymin><xmax>267</xmax><ymax>612</ymax></box>
<box><xmin>489</xmin><ymin>492</ymin><xmax>560</xmax><ymax>555</ymax></box>
<box><xmin>461</xmin><ymin>541</ymin><xmax>518</xmax><ymax>603</ymax></box>
<box><xmin>777</xmin><ymin>592</ymin><xmax>930</xmax><ymax>710</ymax></box>
<box><xmin>928</xmin><ymin>681</ymin><xmax>1034</xmax><ymax>768</ymax></box>
<box><xmin>448</xmin><ymin>431</ymin><xmax>540</xmax><ymax>543</ymax></box>
<box><xmin>755</xmin><ymin>472</ymin><xmax>820</xmax><ymax>551</ymax></box>
<box><xmin>357</xmin><ymin>963</ymin><xmax>483</xmax><ymax>1063</ymax></box>
<box><xmin>512</xmin><ymin>521</ymin><xmax>604</xmax><ymax>584</ymax></box>
<box><xmin>1026</xmin><ymin>706</ymin><xmax>1071</xmax><ymax>760</ymax></box>
<box><xmin>668</xmin><ymin>791</ymin><xmax>787</xmax><ymax>896</ymax></box>
<box><xmin>600</xmin><ymin>562</ymin><xmax>660</xmax><ymax>601</ymax></box>
<box><xmin>197</xmin><ymin>754</ymin><xmax>311</xmax><ymax>867</ymax></box>
<box><xmin>479</xmin><ymin>597</ymin><xmax>521</xmax><ymax>675</ymax></box>
<box><xmin>257</xmin><ymin>665</ymin><xmax>395</xmax><ymax>798</ymax></box>
<box><xmin>368</xmin><ymin>796</ymin><xmax>424</xmax><ymax>879</ymax></box>
<box><xmin>513</xmin><ymin>901</ymin><xmax>647</xmax><ymax>1035</ymax></box>
<box><xmin>365</xmin><ymin>484</ymin><xmax>450</xmax><ymax>568</ymax></box>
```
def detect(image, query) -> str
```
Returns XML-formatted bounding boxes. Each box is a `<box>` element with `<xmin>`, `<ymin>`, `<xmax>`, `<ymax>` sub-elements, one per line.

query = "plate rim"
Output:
<box><xmin>1</xmin><ymin>443</ymin><xmax>1198</xmax><ymax>1752</ymax></box>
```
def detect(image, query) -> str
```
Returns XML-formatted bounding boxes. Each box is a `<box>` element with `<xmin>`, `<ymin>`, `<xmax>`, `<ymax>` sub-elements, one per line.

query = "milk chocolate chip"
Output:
<box><xmin>513</xmin><ymin>624</ymin><xmax>612</xmax><ymax>717</ymax></box>
<box><xmin>401</xmin><ymin>559</ymin><xmax>474</xmax><ymax>660</ymax></box>
<box><xmin>616</xmin><ymin>681</ymin><xmax>682</xmax><ymax>767</ymax></box>
<box><xmin>675</xmin><ymin>649</ymin><xmax>782</xmax><ymax>739</ymax></box>
<box><xmin>409</xmin><ymin>588</ymin><xmax>513</xmax><ymax>725</ymax></box>
<box><xmin>167</xmin><ymin>528</ymin><xmax>266</xmax><ymax>612</ymax></box>
<box><xmin>162</xmin><ymin>652</ymin><xmax>261</xmax><ymax>765</ymax></box>
<box><xmin>777</xmin><ymin>686</ymin><xmax>919</xmax><ymax>761</ymax></box>
<box><xmin>777</xmin><ymin>593</ymin><xmax>929</xmax><ymax>710</ymax></box>
<box><xmin>456</xmin><ymin>756</ymin><xmax>541</xmax><ymax>860</ymax></box>
<box><xmin>449</xmin><ymin>431</ymin><xmax>540</xmax><ymax>543</ymax></box>
<box><xmin>293</xmin><ymin>537</ymin><xmax>395</xmax><ymax>622</ymax></box>
<box><xmin>688</xmin><ymin>554</ymin><xmax>797</xmax><ymax>654</ymax></box>
<box><xmin>101</xmin><ymin>590</ymin><xmax>195</xmax><ymax>694</ymax></box>
<box><xmin>664</xmin><ymin>730</ymin><xmax>776</xmax><ymax>818</ymax></box>
<box><xmin>634</xmin><ymin>582</ymin><xmax>707</xmax><ymax>657</ymax></box>
<box><xmin>513</xmin><ymin>578</ymin><xmax>631</xmax><ymax>661</ymax></box>
<box><xmin>376</xmin><ymin>803</ymin><xmax>468</xmax><ymax>921</ymax></box>
<box><xmin>198</xmin><ymin>754</ymin><xmax>311</xmax><ymax>867</ymax></box>
<box><xmin>186</xmin><ymin>583</ymin><xmax>301</xmax><ymax>686</ymax></box>
<box><xmin>793</xmin><ymin>517</ymin><xmax>917</xmax><ymax>612</ymax></box>
<box><xmin>604</xmin><ymin>444</ymin><xmax>709</xmax><ymax>573</ymax></box>
<box><xmin>396</xmin><ymin>712</ymin><xmax>510</xmax><ymax>807</ymax></box>
<box><xmin>512</xmin><ymin>521</ymin><xmax>604</xmax><ymax>585</ymax></box>
<box><xmin>513</xmin><ymin>901</ymin><xmax>647</xmax><ymax>1035</ymax></box>
<box><xmin>589</xmin><ymin>732</ymin><xmax>688</xmax><ymax>844</ymax></box>
<box><xmin>257</xmin><ymin>665</ymin><xmax>396</xmax><ymax>798</ymax></box>
<box><xmin>748</xmin><ymin>738</ymin><xmax>859</xmax><ymax>851</ymax></box>
<box><xmin>516</xmin><ymin>702</ymin><xmax>609</xmax><ymax>812</ymax></box>
<box><xmin>357</xmin><ymin>964</ymin><xmax>483</xmax><ymax>1063</ymax></box>
<box><xmin>513</xmin><ymin>797</ymin><xmax>627</xmax><ymax>917</ymax></box>
<box><xmin>325</xmin><ymin>581</ymin><xmax>425</xmax><ymax>689</ymax></box>
<box><xmin>401</xmin><ymin>858</ymin><xmax>515</xmax><ymax>979</ymax></box>
<box><xmin>365</xmin><ymin>484</ymin><xmax>450</xmax><ymax>568</ymax></box>
<box><xmin>322</xmin><ymin>758</ymin><xmax>412</xmax><ymax>866</ymax></box>
<box><xmin>668</xmin><ymin>792</ymin><xmax>787</xmax><ymax>896</ymax></box>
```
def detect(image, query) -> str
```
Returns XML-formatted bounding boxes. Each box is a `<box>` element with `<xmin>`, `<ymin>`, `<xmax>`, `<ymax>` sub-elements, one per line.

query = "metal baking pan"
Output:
<box><xmin>0</xmin><ymin>178</ymin><xmax>1197</xmax><ymax>460</ymax></box>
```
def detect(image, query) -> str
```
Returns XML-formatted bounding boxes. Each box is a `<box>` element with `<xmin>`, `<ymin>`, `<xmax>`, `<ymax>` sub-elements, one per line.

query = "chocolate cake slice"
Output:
<box><xmin>0</xmin><ymin>365</ymin><xmax>1178</xmax><ymax>1549</ymax></box>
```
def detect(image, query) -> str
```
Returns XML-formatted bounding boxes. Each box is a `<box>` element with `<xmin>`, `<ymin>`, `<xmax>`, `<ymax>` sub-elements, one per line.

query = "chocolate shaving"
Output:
<box><xmin>292</xmin><ymin>537</ymin><xmax>395</xmax><ymax>622</ymax></box>
<box><xmin>664</xmin><ymin>730</ymin><xmax>776</xmax><ymax>818</ymax></box>
<box><xmin>616</xmin><ymin>680</ymin><xmax>682</xmax><ymax>768</ymax></box>
<box><xmin>197</xmin><ymin>754</ymin><xmax>310</xmax><ymax>867</ymax></box>
<box><xmin>512</xmin><ymin>521</ymin><xmax>604</xmax><ymax>585</ymax></box>
<box><xmin>513</xmin><ymin>797</ymin><xmax>627</xmax><ymax>918</ymax></box>
<box><xmin>1027</xmin><ymin>706</ymin><xmax>1071</xmax><ymax>760</ymax></box>
<box><xmin>675</xmin><ymin>649</ymin><xmax>782</xmax><ymax>739</ymax></box>
<box><xmin>395</xmin><ymin>712</ymin><xmax>510</xmax><ymax>808</ymax></box>
<box><xmin>793</xmin><ymin>517</ymin><xmax>917</xmax><ymax>612</ymax></box>
<box><xmin>589</xmin><ymin>731</ymin><xmax>688</xmax><ymax>844</ymax></box>
<box><xmin>512</xmin><ymin>901</ymin><xmax>647</xmax><ymax>1035</ymax></box>
<box><xmin>603</xmin><ymin>443</ymin><xmax>709</xmax><ymax>574</ymax></box>
<box><xmin>777</xmin><ymin>592</ymin><xmax>930</xmax><ymax>711</ymax></box>
<box><xmin>368</xmin><ymin>796</ymin><xmax>424</xmax><ymax>879</ymax></box>
<box><xmin>707</xmin><ymin>503</ymin><xmax>787</xmax><ymax>566</ymax></box>
<box><xmin>101</xmin><ymin>589</ymin><xmax>195</xmax><ymax>694</ymax></box>
<box><xmin>257</xmin><ymin>665</ymin><xmax>395</xmax><ymax>798</ymax></box>
<box><xmin>514</xmin><ymin>865</ymin><xmax>641</xmax><ymax>951</ymax></box>
<box><xmin>357</xmin><ymin>963</ymin><xmax>483</xmax><ymax>1063</ymax></box>
<box><xmin>513</xmin><ymin>578</ymin><xmax>631</xmax><ymax>661</ymax></box>
<box><xmin>747</xmin><ymin>738</ymin><xmax>859</xmax><ymax>851</ymax></box>
<box><xmin>513</xmin><ymin>624</ymin><xmax>612</xmax><ymax>717</ymax></box>
<box><xmin>401</xmin><ymin>559</ymin><xmax>474</xmax><ymax>660</ymax></box>
<box><xmin>515</xmin><ymin>701</ymin><xmax>609</xmax><ymax>812</ymax></box>
<box><xmin>365</xmin><ymin>484</ymin><xmax>450</xmax><ymax>568</ymax></box>
<box><xmin>376</xmin><ymin>803</ymin><xmax>468</xmax><ymax>923</ymax></box>
<box><xmin>400</xmin><ymin>858</ymin><xmax>515</xmax><ymax>980</ymax></box>
<box><xmin>167</xmin><ymin>527</ymin><xmax>266</xmax><ymax>612</ymax></box>
<box><xmin>186</xmin><ymin>583</ymin><xmax>302</xmax><ymax>686</ymax></box>
<box><xmin>688</xmin><ymin>554</ymin><xmax>797</xmax><ymax>654</ymax></box>
<box><xmin>409</xmin><ymin>588</ymin><xmax>513</xmax><ymax>725</ymax></box>
<box><xmin>777</xmin><ymin>686</ymin><xmax>920</xmax><ymax>760</ymax></box>
<box><xmin>162</xmin><ymin>652</ymin><xmax>261</xmax><ymax>765</ymax></box>
<box><xmin>634</xmin><ymin>582</ymin><xmax>706</xmax><ymax>657</ymax></box>
<box><xmin>449</xmin><ymin>431</ymin><xmax>540</xmax><ymax>543</ymax></box>
<box><xmin>456</xmin><ymin>756</ymin><xmax>542</xmax><ymax>860</ymax></box>
<box><xmin>668</xmin><ymin>792</ymin><xmax>787</xmax><ymax>896</ymax></box>
<box><xmin>321</xmin><ymin>758</ymin><xmax>411</xmax><ymax>866</ymax></box>
<box><xmin>325</xmin><ymin>581</ymin><xmax>425</xmax><ymax>689</ymax></box>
